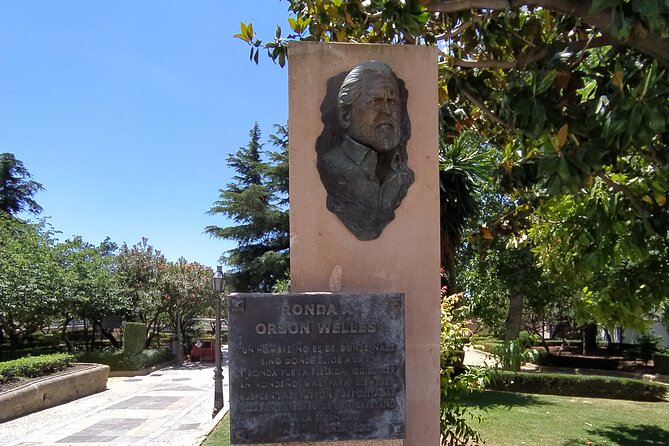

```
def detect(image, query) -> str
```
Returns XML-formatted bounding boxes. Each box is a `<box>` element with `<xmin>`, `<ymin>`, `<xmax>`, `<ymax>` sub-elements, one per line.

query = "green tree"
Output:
<box><xmin>440</xmin><ymin>132</ymin><xmax>494</xmax><ymax>294</ymax></box>
<box><xmin>527</xmin><ymin>187</ymin><xmax>669</xmax><ymax>331</ymax></box>
<box><xmin>0</xmin><ymin>214</ymin><xmax>62</xmax><ymax>348</ymax></box>
<box><xmin>0</xmin><ymin>153</ymin><xmax>44</xmax><ymax>216</ymax></box>
<box><xmin>161</xmin><ymin>259</ymin><xmax>215</xmax><ymax>354</ymax></box>
<box><xmin>206</xmin><ymin>123</ymin><xmax>289</xmax><ymax>292</ymax></box>
<box><xmin>239</xmin><ymin>0</ymin><xmax>669</xmax><ymax>326</ymax></box>
<box><xmin>117</xmin><ymin>238</ymin><xmax>168</xmax><ymax>348</ymax></box>
<box><xmin>57</xmin><ymin>236</ymin><xmax>127</xmax><ymax>351</ymax></box>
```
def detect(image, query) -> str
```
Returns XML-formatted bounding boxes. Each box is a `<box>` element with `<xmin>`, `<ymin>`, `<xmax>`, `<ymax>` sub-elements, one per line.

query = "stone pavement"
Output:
<box><xmin>463</xmin><ymin>346</ymin><xmax>499</xmax><ymax>368</ymax></box>
<box><xmin>0</xmin><ymin>351</ymin><xmax>229</xmax><ymax>446</ymax></box>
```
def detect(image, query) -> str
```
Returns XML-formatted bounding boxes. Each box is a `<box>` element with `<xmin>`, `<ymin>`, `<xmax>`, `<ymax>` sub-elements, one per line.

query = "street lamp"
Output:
<box><xmin>211</xmin><ymin>266</ymin><xmax>227</xmax><ymax>417</ymax></box>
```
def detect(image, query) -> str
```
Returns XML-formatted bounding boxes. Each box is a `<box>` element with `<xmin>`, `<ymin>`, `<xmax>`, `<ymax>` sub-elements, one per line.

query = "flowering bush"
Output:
<box><xmin>440</xmin><ymin>293</ymin><xmax>492</xmax><ymax>446</ymax></box>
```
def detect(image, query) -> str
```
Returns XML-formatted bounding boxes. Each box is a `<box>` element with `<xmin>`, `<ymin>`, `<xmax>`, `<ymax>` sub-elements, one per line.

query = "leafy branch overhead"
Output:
<box><xmin>237</xmin><ymin>1</ymin><xmax>669</xmax><ymax>330</ymax></box>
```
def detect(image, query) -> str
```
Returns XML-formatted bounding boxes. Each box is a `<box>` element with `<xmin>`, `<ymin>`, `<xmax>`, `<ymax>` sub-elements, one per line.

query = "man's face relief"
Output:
<box><xmin>345</xmin><ymin>74</ymin><xmax>401</xmax><ymax>154</ymax></box>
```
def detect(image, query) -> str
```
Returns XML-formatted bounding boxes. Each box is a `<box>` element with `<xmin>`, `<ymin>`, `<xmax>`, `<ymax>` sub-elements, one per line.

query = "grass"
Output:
<box><xmin>202</xmin><ymin>412</ymin><xmax>230</xmax><ymax>446</ymax></box>
<box><xmin>462</xmin><ymin>390</ymin><xmax>669</xmax><ymax>445</ymax></box>
<box><xmin>198</xmin><ymin>392</ymin><xmax>669</xmax><ymax>445</ymax></box>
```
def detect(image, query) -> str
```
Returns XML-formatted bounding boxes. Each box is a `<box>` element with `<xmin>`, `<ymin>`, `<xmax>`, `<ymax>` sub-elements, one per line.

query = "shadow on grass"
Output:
<box><xmin>461</xmin><ymin>390</ymin><xmax>552</xmax><ymax>410</ymax></box>
<box><xmin>562</xmin><ymin>423</ymin><xmax>669</xmax><ymax>446</ymax></box>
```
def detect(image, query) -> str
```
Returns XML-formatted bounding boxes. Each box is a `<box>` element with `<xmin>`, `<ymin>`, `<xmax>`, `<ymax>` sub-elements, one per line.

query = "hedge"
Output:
<box><xmin>77</xmin><ymin>349</ymin><xmax>173</xmax><ymax>372</ymax></box>
<box><xmin>534</xmin><ymin>353</ymin><xmax>620</xmax><ymax>370</ymax></box>
<box><xmin>490</xmin><ymin>371</ymin><xmax>668</xmax><ymax>402</ymax></box>
<box><xmin>123</xmin><ymin>322</ymin><xmax>147</xmax><ymax>355</ymax></box>
<box><xmin>655</xmin><ymin>352</ymin><xmax>669</xmax><ymax>374</ymax></box>
<box><xmin>0</xmin><ymin>345</ymin><xmax>64</xmax><ymax>362</ymax></box>
<box><xmin>0</xmin><ymin>353</ymin><xmax>75</xmax><ymax>384</ymax></box>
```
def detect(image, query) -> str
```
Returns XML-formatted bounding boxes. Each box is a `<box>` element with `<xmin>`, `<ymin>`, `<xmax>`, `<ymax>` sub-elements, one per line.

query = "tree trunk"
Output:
<box><xmin>60</xmin><ymin>318</ymin><xmax>73</xmax><ymax>352</ymax></box>
<box><xmin>440</xmin><ymin>237</ymin><xmax>458</xmax><ymax>296</ymax></box>
<box><xmin>447</xmin><ymin>261</ymin><xmax>457</xmax><ymax>297</ymax></box>
<box><xmin>176</xmin><ymin>313</ymin><xmax>183</xmax><ymax>366</ymax></box>
<box><xmin>98</xmin><ymin>326</ymin><xmax>120</xmax><ymax>349</ymax></box>
<box><xmin>504</xmin><ymin>294</ymin><xmax>524</xmax><ymax>341</ymax></box>
<box><xmin>145</xmin><ymin>315</ymin><xmax>161</xmax><ymax>349</ymax></box>
<box><xmin>0</xmin><ymin>318</ymin><xmax>22</xmax><ymax>349</ymax></box>
<box><xmin>582</xmin><ymin>323</ymin><xmax>598</xmax><ymax>355</ymax></box>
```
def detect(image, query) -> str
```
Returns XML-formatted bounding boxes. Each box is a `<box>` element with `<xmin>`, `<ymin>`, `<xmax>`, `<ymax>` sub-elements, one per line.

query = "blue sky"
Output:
<box><xmin>0</xmin><ymin>1</ymin><xmax>290</xmax><ymax>267</ymax></box>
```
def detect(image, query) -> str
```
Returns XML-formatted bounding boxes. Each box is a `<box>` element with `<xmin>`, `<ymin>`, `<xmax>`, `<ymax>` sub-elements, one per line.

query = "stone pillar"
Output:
<box><xmin>288</xmin><ymin>42</ymin><xmax>440</xmax><ymax>446</ymax></box>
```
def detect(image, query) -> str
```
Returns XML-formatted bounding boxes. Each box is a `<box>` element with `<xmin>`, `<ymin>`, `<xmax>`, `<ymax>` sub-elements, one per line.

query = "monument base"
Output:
<box><xmin>244</xmin><ymin>441</ymin><xmax>402</xmax><ymax>446</ymax></box>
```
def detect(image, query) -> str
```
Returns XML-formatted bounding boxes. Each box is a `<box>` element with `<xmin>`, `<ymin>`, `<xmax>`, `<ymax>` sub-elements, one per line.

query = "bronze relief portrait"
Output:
<box><xmin>316</xmin><ymin>61</ymin><xmax>414</xmax><ymax>241</ymax></box>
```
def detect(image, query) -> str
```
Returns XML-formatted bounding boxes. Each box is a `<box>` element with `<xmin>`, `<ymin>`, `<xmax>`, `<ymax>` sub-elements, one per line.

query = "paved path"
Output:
<box><xmin>0</xmin><ymin>355</ymin><xmax>229</xmax><ymax>446</ymax></box>
<box><xmin>463</xmin><ymin>346</ymin><xmax>499</xmax><ymax>368</ymax></box>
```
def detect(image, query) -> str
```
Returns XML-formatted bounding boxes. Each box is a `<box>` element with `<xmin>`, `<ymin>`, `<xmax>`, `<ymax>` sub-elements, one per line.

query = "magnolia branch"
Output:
<box><xmin>441</xmin><ymin>36</ymin><xmax>612</xmax><ymax>69</ymax></box>
<box><xmin>597</xmin><ymin>172</ymin><xmax>647</xmax><ymax>218</ymax></box>
<box><xmin>425</xmin><ymin>0</ymin><xmax>669</xmax><ymax>67</ymax></box>
<box><xmin>460</xmin><ymin>90</ymin><xmax>514</xmax><ymax>129</ymax></box>
<box><xmin>435</xmin><ymin>17</ymin><xmax>480</xmax><ymax>41</ymax></box>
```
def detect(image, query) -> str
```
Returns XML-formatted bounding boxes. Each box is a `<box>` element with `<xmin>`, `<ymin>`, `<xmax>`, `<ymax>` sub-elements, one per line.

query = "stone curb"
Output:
<box><xmin>107</xmin><ymin>360</ymin><xmax>176</xmax><ymax>377</ymax></box>
<box><xmin>0</xmin><ymin>363</ymin><xmax>109</xmax><ymax>423</ymax></box>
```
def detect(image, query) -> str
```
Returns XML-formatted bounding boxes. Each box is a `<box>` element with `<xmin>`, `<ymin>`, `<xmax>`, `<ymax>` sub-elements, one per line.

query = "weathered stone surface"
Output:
<box><xmin>228</xmin><ymin>293</ymin><xmax>405</xmax><ymax>444</ymax></box>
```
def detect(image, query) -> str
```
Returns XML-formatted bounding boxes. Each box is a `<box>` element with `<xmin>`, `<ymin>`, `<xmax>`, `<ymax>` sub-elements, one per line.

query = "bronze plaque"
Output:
<box><xmin>228</xmin><ymin>292</ymin><xmax>405</xmax><ymax>444</ymax></box>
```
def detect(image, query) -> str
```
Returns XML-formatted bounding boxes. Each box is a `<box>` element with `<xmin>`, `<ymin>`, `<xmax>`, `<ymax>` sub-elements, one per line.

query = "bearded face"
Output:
<box><xmin>345</xmin><ymin>74</ymin><xmax>401</xmax><ymax>154</ymax></box>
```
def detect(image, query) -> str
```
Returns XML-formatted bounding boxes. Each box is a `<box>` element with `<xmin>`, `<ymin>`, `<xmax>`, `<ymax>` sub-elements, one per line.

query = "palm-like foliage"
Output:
<box><xmin>440</xmin><ymin>132</ymin><xmax>494</xmax><ymax>294</ymax></box>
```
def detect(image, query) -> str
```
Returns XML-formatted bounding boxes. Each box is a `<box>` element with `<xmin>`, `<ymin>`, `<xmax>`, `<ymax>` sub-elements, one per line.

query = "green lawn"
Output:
<box><xmin>202</xmin><ymin>412</ymin><xmax>230</xmax><ymax>446</ymax></box>
<box><xmin>200</xmin><ymin>391</ymin><xmax>669</xmax><ymax>446</ymax></box>
<box><xmin>462</xmin><ymin>390</ymin><xmax>669</xmax><ymax>446</ymax></box>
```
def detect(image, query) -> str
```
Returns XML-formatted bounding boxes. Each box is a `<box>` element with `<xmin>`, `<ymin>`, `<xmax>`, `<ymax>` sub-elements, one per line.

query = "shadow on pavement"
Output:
<box><xmin>180</xmin><ymin>348</ymin><xmax>229</xmax><ymax>368</ymax></box>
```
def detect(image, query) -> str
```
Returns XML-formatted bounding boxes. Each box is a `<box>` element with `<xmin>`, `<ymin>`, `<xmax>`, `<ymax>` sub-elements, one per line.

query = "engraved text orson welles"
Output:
<box><xmin>228</xmin><ymin>293</ymin><xmax>406</xmax><ymax>444</ymax></box>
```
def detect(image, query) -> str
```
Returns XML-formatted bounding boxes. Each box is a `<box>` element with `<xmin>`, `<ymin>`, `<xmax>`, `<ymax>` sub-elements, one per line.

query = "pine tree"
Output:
<box><xmin>205</xmin><ymin>123</ymin><xmax>289</xmax><ymax>292</ymax></box>
<box><xmin>0</xmin><ymin>153</ymin><xmax>44</xmax><ymax>216</ymax></box>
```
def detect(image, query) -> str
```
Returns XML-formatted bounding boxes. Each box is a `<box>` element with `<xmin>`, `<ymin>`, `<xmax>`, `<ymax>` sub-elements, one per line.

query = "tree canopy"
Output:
<box><xmin>237</xmin><ymin>0</ymin><xmax>669</xmax><ymax>329</ymax></box>
<box><xmin>0</xmin><ymin>162</ymin><xmax>217</xmax><ymax>351</ymax></box>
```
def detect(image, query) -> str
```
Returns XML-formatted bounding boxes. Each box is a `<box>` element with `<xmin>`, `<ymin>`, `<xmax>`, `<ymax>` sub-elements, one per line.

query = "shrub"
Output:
<box><xmin>627</xmin><ymin>331</ymin><xmax>664</xmax><ymax>364</ymax></box>
<box><xmin>77</xmin><ymin>349</ymin><xmax>173</xmax><ymax>372</ymax></box>
<box><xmin>490</xmin><ymin>336</ymin><xmax>544</xmax><ymax>371</ymax></box>
<box><xmin>0</xmin><ymin>345</ymin><xmax>64</xmax><ymax>362</ymax></box>
<box><xmin>472</xmin><ymin>339</ymin><xmax>503</xmax><ymax>354</ymax></box>
<box><xmin>440</xmin><ymin>293</ymin><xmax>492</xmax><ymax>446</ymax></box>
<box><xmin>123</xmin><ymin>322</ymin><xmax>147</xmax><ymax>354</ymax></box>
<box><xmin>0</xmin><ymin>353</ymin><xmax>75</xmax><ymax>384</ymax></box>
<box><xmin>540</xmin><ymin>354</ymin><xmax>620</xmax><ymax>370</ymax></box>
<box><xmin>517</xmin><ymin>331</ymin><xmax>541</xmax><ymax>349</ymax></box>
<box><xmin>490</xmin><ymin>371</ymin><xmax>668</xmax><ymax>402</ymax></box>
<box><xmin>542</xmin><ymin>339</ymin><xmax>582</xmax><ymax>347</ymax></box>
<box><xmin>654</xmin><ymin>352</ymin><xmax>669</xmax><ymax>374</ymax></box>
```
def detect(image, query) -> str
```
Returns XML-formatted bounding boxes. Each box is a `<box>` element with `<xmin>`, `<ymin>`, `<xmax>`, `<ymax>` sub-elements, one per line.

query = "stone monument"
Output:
<box><xmin>230</xmin><ymin>41</ymin><xmax>440</xmax><ymax>446</ymax></box>
<box><xmin>228</xmin><ymin>292</ymin><xmax>406</xmax><ymax>444</ymax></box>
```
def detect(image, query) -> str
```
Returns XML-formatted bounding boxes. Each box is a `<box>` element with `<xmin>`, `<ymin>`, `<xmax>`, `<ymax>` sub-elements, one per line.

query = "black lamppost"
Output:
<box><xmin>211</xmin><ymin>266</ymin><xmax>227</xmax><ymax>417</ymax></box>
